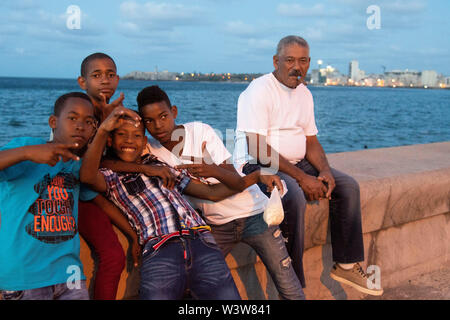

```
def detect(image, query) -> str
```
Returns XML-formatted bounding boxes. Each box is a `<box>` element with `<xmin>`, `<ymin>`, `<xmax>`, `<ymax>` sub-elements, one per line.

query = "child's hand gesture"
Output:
<box><xmin>98</xmin><ymin>106</ymin><xmax>141</xmax><ymax>133</ymax></box>
<box><xmin>98</xmin><ymin>92</ymin><xmax>125</xmax><ymax>121</ymax></box>
<box><xmin>27</xmin><ymin>142</ymin><xmax>81</xmax><ymax>166</ymax></box>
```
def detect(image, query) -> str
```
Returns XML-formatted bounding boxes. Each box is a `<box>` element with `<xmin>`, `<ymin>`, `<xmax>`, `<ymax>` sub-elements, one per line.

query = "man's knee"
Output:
<box><xmin>332</xmin><ymin>169</ymin><xmax>360</xmax><ymax>196</ymax></box>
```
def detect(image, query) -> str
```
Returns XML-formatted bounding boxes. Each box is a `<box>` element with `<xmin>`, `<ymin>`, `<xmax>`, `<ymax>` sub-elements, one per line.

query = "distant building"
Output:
<box><xmin>122</xmin><ymin>70</ymin><xmax>177</xmax><ymax>81</ymax></box>
<box><xmin>310</xmin><ymin>69</ymin><xmax>320</xmax><ymax>84</ymax></box>
<box><xmin>348</xmin><ymin>60</ymin><xmax>366</xmax><ymax>84</ymax></box>
<box><xmin>361</xmin><ymin>74</ymin><xmax>379</xmax><ymax>87</ymax></box>
<box><xmin>310</xmin><ymin>60</ymin><xmax>326</xmax><ymax>84</ymax></box>
<box><xmin>349</xmin><ymin>60</ymin><xmax>360</xmax><ymax>82</ymax></box>
<box><xmin>384</xmin><ymin>69</ymin><xmax>421</xmax><ymax>87</ymax></box>
<box><xmin>323</xmin><ymin>65</ymin><xmax>347</xmax><ymax>85</ymax></box>
<box><xmin>421</xmin><ymin>70</ymin><xmax>438</xmax><ymax>87</ymax></box>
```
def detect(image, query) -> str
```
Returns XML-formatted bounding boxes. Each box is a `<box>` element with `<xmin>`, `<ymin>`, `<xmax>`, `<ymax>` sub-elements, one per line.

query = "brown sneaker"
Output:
<box><xmin>330</xmin><ymin>263</ymin><xmax>383</xmax><ymax>296</ymax></box>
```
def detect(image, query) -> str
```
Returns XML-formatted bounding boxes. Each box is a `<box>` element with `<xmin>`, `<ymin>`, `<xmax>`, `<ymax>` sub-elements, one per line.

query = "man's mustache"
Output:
<box><xmin>289</xmin><ymin>70</ymin><xmax>303</xmax><ymax>78</ymax></box>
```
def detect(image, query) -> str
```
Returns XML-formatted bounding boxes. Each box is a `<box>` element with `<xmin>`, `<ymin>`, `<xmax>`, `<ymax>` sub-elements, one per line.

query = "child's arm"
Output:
<box><xmin>79</xmin><ymin>127</ymin><xmax>109</xmax><ymax>192</ymax></box>
<box><xmin>183</xmin><ymin>169</ymin><xmax>283</xmax><ymax>202</ymax></box>
<box><xmin>90</xmin><ymin>194</ymin><xmax>141</xmax><ymax>267</ymax></box>
<box><xmin>177</xmin><ymin>162</ymin><xmax>252</xmax><ymax>192</ymax></box>
<box><xmin>175</xmin><ymin>128</ymin><xmax>261</xmax><ymax>191</ymax></box>
<box><xmin>80</xmin><ymin>107</ymin><xmax>141</xmax><ymax>192</ymax></box>
<box><xmin>101</xmin><ymin>159</ymin><xmax>177</xmax><ymax>190</ymax></box>
<box><xmin>0</xmin><ymin>142</ymin><xmax>80</xmax><ymax>171</ymax></box>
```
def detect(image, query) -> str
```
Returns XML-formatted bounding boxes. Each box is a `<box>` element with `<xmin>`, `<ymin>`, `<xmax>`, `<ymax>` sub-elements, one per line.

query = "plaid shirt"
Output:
<box><xmin>100</xmin><ymin>155</ymin><xmax>207</xmax><ymax>245</ymax></box>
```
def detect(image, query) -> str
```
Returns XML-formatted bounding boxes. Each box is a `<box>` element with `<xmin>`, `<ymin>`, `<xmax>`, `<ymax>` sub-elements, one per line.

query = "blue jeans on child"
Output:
<box><xmin>0</xmin><ymin>281</ymin><xmax>89</xmax><ymax>300</ymax></box>
<box><xmin>210</xmin><ymin>213</ymin><xmax>305</xmax><ymax>300</ymax></box>
<box><xmin>139</xmin><ymin>231</ymin><xmax>241</xmax><ymax>300</ymax></box>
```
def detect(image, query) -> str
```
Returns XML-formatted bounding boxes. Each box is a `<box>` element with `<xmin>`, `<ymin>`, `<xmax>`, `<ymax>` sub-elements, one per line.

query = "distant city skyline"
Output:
<box><xmin>309</xmin><ymin>59</ymin><xmax>449</xmax><ymax>88</ymax></box>
<box><xmin>121</xmin><ymin>58</ymin><xmax>450</xmax><ymax>88</ymax></box>
<box><xmin>0</xmin><ymin>0</ymin><xmax>449</xmax><ymax>78</ymax></box>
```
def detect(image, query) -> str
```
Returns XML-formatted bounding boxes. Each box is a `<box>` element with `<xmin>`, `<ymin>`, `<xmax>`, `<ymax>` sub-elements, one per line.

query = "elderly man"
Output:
<box><xmin>234</xmin><ymin>35</ymin><xmax>383</xmax><ymax>296</ymax></box>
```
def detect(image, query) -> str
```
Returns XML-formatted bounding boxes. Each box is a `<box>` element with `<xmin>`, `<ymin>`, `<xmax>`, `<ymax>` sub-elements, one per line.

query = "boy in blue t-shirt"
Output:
<box><xmin>0</xmin><ymin>92</ymin><xmax>102</xmax><ymax>299</ymax></box>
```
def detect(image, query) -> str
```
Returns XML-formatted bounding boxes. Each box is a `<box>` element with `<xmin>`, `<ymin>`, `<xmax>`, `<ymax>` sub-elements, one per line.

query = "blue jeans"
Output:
<box><xmin>139</xmin><ymin>231</ymin><xmax>241</xmax><ymax>300</ymax></box>
<box><xmin>244</xmin><ymin>159</ymin><xmax>364</xmax><ymax>288</ymax></box>
<box><xmin>210</xmin><ymin>213</ymin><xmax>306</xmax><ymax>300</ymax></box>
<box><xmin>0</xmin><ymin>281</ymin><xmax>89</xmax><ymax>300</ymax></box>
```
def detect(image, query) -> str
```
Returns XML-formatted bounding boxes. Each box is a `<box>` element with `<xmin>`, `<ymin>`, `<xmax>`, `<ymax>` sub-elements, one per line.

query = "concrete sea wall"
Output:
<box><xmin>80</xmin><ymin>142</ymin><xmax>450</xmax><ymax>299</ymax></box>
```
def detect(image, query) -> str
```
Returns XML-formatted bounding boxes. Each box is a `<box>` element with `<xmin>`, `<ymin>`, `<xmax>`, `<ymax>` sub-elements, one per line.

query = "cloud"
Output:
<box><xmin>382</xmin><ymin>0</ymin><xmax>427</xmax><ymax>13</ymax></box>
<box><xmin>15</xmin><ymin>47</ymin><xmax>25</xmax><ymax>55</ymax></box>
<box><xmin>247</xmin><ymin>38</ymin><xmax>276</xmax><ymax>51</ymax></box>
<box><xmin>119</xmin><ymin>1</ymin><xmax>207</xmax><ymax>32</ymax></box>
<box><xmin>332</xmin><ymin>0</ymin><xmax>427</xmax><ymax>14</ymax></box>
<box><xmin>116</xmin><ymin>1</ymin><xmax>210</xmax><ymax>55</ymax></box>
<box><xmin>277</xmin><ymin>3</ymin><xmax>339</xmax><ymax>17</ymax></box>
<box><xmin>3</xmin><ymin>0</ymin><xmax>39</xmax><ymax>10</ymax></box>
<box><xmin>224</xmin><ymin>21</ymin><xmax>257</xmax><ymax>37</ymax></box>
<box><xmin>0</xmin><ymin>4</ymin><xmax>106</xmax><ymax>43</ymax></box>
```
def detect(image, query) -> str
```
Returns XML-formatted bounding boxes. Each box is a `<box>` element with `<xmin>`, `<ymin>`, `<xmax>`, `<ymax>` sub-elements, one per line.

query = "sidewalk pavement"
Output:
<box><xmin>364</xmin><ymin>262</ymin><xmax>450</xmax><ymax>300</ymax></box>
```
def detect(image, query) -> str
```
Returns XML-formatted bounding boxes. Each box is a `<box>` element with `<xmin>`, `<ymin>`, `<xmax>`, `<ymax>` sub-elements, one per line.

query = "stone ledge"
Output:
<box><xmin>79</xmin><ymin>142</ymin><xmax>450</xmax><ymax>299</ymax></box>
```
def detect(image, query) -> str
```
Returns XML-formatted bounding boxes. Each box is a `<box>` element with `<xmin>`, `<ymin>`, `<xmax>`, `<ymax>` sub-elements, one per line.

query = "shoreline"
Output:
<box><xmin>1</xmin><ymin>76</ymin><xmax>448</xmax><ymax>90</ymax></box>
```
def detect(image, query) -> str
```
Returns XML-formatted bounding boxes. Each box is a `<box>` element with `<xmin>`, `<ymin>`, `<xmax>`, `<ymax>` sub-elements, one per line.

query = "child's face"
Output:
<box><xmin>108</xmin><ymin>122</ymin><xmax>147</xmax><ymax>163</ymax></box>
<box><xmin>78</xmin><ymin>58</ymin><xmax>119</xmax><ymax>103</ymax></box>
<box><xmin>140</xmin><ymin>101</ymin><xmax>177</xmax><ymax>145</ymax></box>
<box><xmin>49</xmin><ymin>98</ymin><xmax>96</xmax><ymax>152</ymax></box>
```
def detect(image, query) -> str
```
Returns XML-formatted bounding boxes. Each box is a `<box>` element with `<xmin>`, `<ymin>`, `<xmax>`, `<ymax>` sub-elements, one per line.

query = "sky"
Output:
<box><xmin>0</xmin><ymin>0</ymin><xmax>449</xmax><ymax>78</ymax></box>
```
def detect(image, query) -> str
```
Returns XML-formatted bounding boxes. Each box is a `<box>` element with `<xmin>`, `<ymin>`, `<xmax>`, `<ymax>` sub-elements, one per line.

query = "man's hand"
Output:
<box><xmin>143</xmin><ymin>165</ymin><xmax>177</xmax><ymax>190</ymax></box>
<box><xmin>259</xmin><ymin>174</ymin><xmax>284</xmax><ymax>194</ymax></box>
<box><xmin>295</xmin><ymin>173</ymin><xmax>328</xmax><ymax>201</ymax></box>
<box><xmin>317</xmin><ymin>169</ymin><xmax>335</xmax><ymax>199</ymax></box>
<box><xmin>99</xmin><ymin>92</ymin><xmax>125</xmax><ymax>121</ymax></box>
<box><xmin>27</xmin><ymin>143</ymin><xmax>80</xmax><ymax>166</ymax></box>
<box><xmin>98</xmin><ymin>106</ymin><xmax>141</xmax><ymax>133</ymax></box>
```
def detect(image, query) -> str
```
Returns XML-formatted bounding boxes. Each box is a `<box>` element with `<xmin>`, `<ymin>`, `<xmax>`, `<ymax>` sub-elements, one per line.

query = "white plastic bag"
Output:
<box><xmin>263</xmin><ymin>180</ymin><xmax>288</xmax><ymax>226</ymax></box>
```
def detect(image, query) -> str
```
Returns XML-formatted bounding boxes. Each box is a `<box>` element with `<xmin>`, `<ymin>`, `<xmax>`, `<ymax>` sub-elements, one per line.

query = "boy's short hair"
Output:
<box><xmin>80</xmin><ymin>52</ymin><xmax>117</xmax><ymax>77</ymax></box>
<box><xmin>136</xmin><ymin>86</ymin><xmax>172</xmax><ymax>113</ymax></box>
<box><xmin>54</xmin><ymin>92</ymin><xmax>92</xmax><ymax>116</ymax></box>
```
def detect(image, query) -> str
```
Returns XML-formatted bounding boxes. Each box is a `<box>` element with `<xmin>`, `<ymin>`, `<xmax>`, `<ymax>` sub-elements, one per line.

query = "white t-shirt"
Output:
<box><xmin>235</xmin><ymin>73</ymin><xmax>318</xmax><ymax>169</ymax></box>
<box><xmin>146</xmin><ymin>121</ymin><xmax>268</xmax><ymax>225</ymax></box>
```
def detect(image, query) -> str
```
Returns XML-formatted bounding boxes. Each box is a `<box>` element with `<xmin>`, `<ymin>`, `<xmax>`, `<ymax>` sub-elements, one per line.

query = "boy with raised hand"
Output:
<box><xmin>75</xmin><ymin>52</ymin><xmax>129</xmax><ymax>300</ymax></box>
<box><xmin>77</xmin><ymin>52</ymin><xmax>124</xmax><ymax>122</ymax></box>
<box><xmin>133</xmin><ymin>86</ymin><xmax>305</xmax><ymax>300</ymax></box>
<box><xmin>0</xmin><ymin>92</ymin><xmax>98</xmax><ymax>299</ymax></box>
<box><xmin>80</xmin><ymin>106</ymin><xmax>280</xmax><ymax>300</ymax></box>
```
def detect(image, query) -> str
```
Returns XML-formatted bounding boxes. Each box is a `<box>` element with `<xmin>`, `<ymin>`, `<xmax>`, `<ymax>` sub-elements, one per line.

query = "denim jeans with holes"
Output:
<box><xmin>210</xmin><ymin>213</ymin><xmax>306</xmax><ymax>300</ymax></box>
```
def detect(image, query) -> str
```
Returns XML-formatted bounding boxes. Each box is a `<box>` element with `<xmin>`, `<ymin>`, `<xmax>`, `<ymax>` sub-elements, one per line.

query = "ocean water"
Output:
<box><xmin>0</xmin><ymin>77</ymin><xmax>449</xmax><ymax>154</ymax></box>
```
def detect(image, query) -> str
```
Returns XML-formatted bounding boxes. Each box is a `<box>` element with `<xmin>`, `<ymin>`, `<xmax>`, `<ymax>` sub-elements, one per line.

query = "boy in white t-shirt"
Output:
<box><xmin>131</xmin><ymin>85</ymin><xmax>306</xmax><ymax>300</ymax></box>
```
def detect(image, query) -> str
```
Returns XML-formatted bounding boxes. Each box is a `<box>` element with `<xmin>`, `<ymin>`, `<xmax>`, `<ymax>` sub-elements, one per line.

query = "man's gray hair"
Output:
<box><xmin>276</xmin><ymin>35</ymin><xmax>309</xmax><ymax>56</ymax></box>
